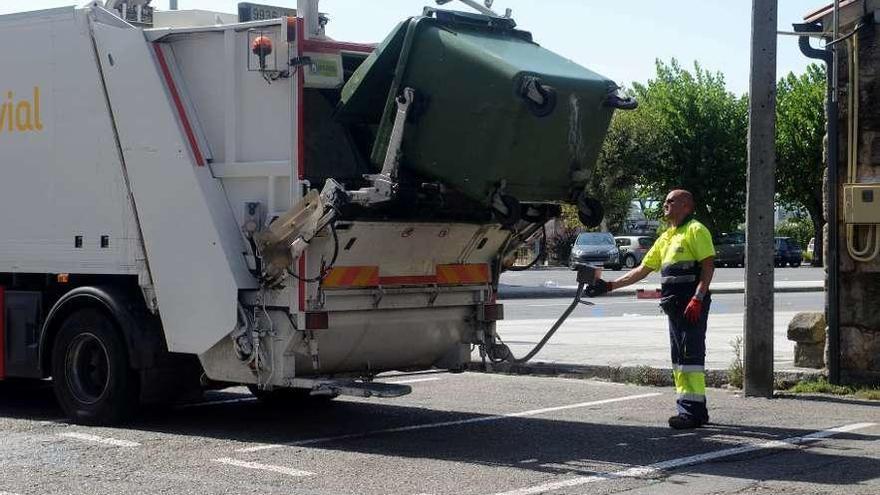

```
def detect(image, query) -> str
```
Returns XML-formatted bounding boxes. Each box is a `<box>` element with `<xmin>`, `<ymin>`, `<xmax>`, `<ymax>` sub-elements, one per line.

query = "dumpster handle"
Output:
<box><xmin>519</xmin><ymin>76</ymin><xmax>557</xmax><ymax>117</ymax></box>
<box><xmin>604</xmin><ymin>93</ymin><xmax>638</xmax><ymax>111</ymax></box>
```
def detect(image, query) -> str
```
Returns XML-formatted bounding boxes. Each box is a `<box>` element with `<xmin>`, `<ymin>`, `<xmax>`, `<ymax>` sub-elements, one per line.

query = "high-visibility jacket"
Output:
<box><xmin>642</xmin><ymin>217</ymin><xmax>715</xmax><ymax>298</ymax></box>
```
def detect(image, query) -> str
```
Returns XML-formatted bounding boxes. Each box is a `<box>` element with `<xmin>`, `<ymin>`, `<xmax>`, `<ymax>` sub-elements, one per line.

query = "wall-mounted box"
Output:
<box><xmin>844</xmin><ymin>184</ymin><xmax>880</xmax><ymax>224</ymax></box>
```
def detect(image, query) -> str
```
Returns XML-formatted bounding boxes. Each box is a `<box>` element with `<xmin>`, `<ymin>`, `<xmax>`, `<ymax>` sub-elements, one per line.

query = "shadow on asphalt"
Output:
<box><xmin>1</xmin><ymin>381</ymin><xmax>877</xmax><ymax>486</ymax></box>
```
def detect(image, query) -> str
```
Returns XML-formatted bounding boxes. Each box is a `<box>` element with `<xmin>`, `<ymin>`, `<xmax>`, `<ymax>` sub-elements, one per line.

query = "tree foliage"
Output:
<box><xmin>619</xmin><ymin>60</ymin><xmax>749</xmax><ymax>235</ymax></box>
<box><xmin>776</xmin><ymin>64</ymin><xmax>826</xmax><ymax>264</ymax></box>
<box><xmin>586</xmin><ymin>111</ymin><xmax>645</xmax><ymax>233</ymax></box>
<box><xmin>776</xmin><ymin>215</ymin><xmax>814</xmax><ymax>253</ymax></box>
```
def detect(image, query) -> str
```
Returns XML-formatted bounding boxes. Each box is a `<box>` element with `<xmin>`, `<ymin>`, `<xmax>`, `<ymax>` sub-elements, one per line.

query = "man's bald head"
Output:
<box><xmin>664</xmin><ymin>189</ymin><xmax>696</xmax><ymax>226</ymax></box>
<box><xmin>670</xmin><ymin>189</ymin><xmax>694</xmax><ymax>212</ymax></box>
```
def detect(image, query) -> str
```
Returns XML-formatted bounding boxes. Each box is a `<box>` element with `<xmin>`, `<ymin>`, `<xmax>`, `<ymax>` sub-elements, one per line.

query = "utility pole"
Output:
<box><xmin>743</xmin><ymin>0</ymin><xmax>778</xmax><ymax>398</ymax></box>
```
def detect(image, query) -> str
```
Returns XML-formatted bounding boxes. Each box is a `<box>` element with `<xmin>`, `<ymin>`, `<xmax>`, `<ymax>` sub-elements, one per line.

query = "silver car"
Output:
<box><xmin>614</xmin><ymin>235</ymin><xmax>656</xmax><ymax>269</ymax></box>
<box><xmin>570</xmin><ymin>232</ymin><xmax>621</xmax><ymax>270</ymax></box>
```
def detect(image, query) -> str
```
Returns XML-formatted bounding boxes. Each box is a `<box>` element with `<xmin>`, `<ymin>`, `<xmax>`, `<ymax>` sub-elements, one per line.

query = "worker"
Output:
<box><xmin>590</xmin><ymin>189</ymin><xmax>715</xmax><ymax>429</ymax></box>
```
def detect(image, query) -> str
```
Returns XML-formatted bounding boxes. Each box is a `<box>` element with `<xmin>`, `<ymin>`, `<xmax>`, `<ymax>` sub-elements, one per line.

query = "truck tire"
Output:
<box><xmin>51</xmin><ymin>309</ymin><xmax>139</xmax><ymax>425</ymax></box>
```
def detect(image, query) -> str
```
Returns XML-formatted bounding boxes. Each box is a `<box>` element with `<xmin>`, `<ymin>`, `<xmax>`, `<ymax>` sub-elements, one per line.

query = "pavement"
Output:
<box><xmin>2</xmin><ymin>373</ymin><xmax>878</xmax><ymax>495</ymax></box>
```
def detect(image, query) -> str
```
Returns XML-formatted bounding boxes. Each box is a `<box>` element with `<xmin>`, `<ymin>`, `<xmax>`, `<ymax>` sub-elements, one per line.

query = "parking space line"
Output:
<box><xmin>492</xmin><ymin>422</ymin><xmax>877</xmax><ymax>495</ymax></box>
<box><xmin>176</xmin><ymin>397</ymin><xmax>258</xmax><ymax>409</ymax></box>
<box><xmin>59</xmin><ymin>432</ymin><xmax>140</xmax><ymax>448</ymax></box>
<box><xmin>237</xmin><ymin>392</ymin><xmax>661</xmax><ymax>453</ymax></box>
<box><xmin>386</xmin><ymin>377</ymin><xmax>443</xmax><ymax>385</ymax></box>
<box><xmin>213</xmin><ymin>458</ymin><xmax>314</xmax><ymax>477</ymax></box>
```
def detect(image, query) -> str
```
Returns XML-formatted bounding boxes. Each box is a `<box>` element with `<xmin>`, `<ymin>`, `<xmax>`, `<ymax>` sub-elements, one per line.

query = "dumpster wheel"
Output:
<box><xmin>492</xmin><ymin>194</ymin><xmax>522</xmax><ymax>227</ymax></box>
<box><xmin>577</xmin><ymin>195</ymin><xmax>604</xmax><ymax>228</ymax></box>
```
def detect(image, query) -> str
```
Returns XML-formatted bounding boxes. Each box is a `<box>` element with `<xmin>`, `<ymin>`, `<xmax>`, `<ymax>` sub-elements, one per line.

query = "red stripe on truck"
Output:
<box><xmin>436</xmin><ymin>264</ymin><xmax>490</xmax><ymax>285</ymax></box>
<box><xmin>295</xmin><ymin>17</ymin><xmax>307</xmax><ymax>312</ymax></box>
<box><xmin>152</xmin><ymin>43</ymin><xmax>205</xmax><ymax>167</ymax></box>
<box><xmin>301</xmin><ymin>39</ymin><xmax>376</xmax><ymax>54</ymax></box>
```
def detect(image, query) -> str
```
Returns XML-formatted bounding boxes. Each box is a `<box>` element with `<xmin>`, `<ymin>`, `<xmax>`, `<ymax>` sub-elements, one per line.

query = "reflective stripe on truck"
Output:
<box><xmin>321</xmin><ymin>264</ymin><xmax>490</xmax><ymax>289</ymax></box>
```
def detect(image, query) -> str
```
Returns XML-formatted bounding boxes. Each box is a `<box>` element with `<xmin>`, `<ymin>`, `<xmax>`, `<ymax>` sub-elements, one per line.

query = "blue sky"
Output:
<box><xmin>0</xmin><ymin>1</ymin><xmax>825</xmax><ymax>94</ymax></box>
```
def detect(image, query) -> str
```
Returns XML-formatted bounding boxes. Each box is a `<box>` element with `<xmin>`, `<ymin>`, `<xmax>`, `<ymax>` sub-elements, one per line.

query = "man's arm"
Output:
<box><xmin>609</xmin><ymin>264</ymin><xmax>653</xmax><ymax>291</ymax></box>
<box><xmin>695</xmin><ymin>256</ymin><xmax>715</xmax><ymax>299</ymax></box>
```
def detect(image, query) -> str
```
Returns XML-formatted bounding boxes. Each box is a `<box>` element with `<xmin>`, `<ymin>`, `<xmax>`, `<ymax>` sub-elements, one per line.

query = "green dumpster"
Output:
<box><xmin>337</xmin><ymin>10</ymin><xmax>632</xmax><ymax>214</ymax></box>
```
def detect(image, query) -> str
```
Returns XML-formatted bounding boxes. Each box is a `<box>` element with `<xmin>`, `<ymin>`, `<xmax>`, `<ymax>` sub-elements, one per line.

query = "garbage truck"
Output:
<box><xmin>0</xmin><ymin>0</ymin><xmax>633</xmax><ymax>424</ymax></box>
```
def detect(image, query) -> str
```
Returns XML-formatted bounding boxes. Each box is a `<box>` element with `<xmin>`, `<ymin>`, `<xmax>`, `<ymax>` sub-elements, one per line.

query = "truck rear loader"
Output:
<box><xmin>0</xmin><ymin>0</ymin><xmax>631</xmax><ymax>424</ymax></box>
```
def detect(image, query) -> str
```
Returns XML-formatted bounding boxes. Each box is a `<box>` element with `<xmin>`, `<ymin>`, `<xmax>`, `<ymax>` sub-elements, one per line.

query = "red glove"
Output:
<box><xmin>684</xmin><ymin>297</ymin><xmax>702</xmax><ymax>324</ymax></box>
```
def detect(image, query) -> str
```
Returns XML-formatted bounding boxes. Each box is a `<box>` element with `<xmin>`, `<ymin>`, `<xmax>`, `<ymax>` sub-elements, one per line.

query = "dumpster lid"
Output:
<box><xmin>337</xmin><ymin>12</ymin><xmax>530</xmax><ymax>123</ymax></box>
<box><xmin>336</xmin><ymin>19</ymin><xmax>409</xmax><ymax>123</ymax></box>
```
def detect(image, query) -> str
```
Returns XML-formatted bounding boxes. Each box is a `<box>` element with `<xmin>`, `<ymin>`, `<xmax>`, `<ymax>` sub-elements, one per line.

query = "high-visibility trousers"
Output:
<box><xmin>668</xmin><ymin>295</ymin><xmax>711</xmax><ymax>423</ymax></box>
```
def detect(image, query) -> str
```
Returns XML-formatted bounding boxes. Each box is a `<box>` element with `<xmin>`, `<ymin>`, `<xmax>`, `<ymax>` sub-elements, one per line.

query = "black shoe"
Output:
<box><xmin>668</xmin><ymin>414</ymin><xmax>703</xmax><ymax>430</ymax></box>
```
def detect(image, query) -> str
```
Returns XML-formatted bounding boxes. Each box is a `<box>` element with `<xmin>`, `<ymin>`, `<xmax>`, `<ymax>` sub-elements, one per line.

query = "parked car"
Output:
<box><xmin>570</xmin><ymin>232</ymin><xmax>621</xmax><ymax>270</ymax></box>
<box><xmin>715</xmin><ymin>232</ymin><xmax>745</xmax><ymax>267</ymax></box>
<box><xmin>775</xmin><ymin>237</ymin><xmax>803</xmax><ymax>267</ymax></box>
<box><xmin>615</xmin><ymin>235</ymin><xmax>655</xmax><ymax>269</ymax></box>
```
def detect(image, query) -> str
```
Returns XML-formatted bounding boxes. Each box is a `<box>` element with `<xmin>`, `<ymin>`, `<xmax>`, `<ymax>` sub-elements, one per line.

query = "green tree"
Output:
<box><xmin>625</xmin><ymin>60</ymin><xmax>749</xmax><ymax>235</ymax></box>
<box><xmin>586</xmin><ymin>109</ymin><xmax>647</xmax><ymax>234</ymax></box>
<box><xmin>776</xmin><ymin>215</ymin><xmax>814</xmax><ymax>254</ymax></box>
<box><xmin>776</xmin><ymin>64</ymin><xmax>826</xmax><ymax>265</ymax></box>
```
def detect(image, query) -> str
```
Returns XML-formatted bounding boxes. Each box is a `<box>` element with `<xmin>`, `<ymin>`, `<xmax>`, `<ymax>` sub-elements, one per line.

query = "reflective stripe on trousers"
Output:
<box><xmin>673</xmin><ymin>370</ymin><xmax>707</xmax><ymax>403</ymax></box>
<box><xmin>660</xmin><ymin>275</ymin><xmax>697</xmax><ymax>284</ymax></box>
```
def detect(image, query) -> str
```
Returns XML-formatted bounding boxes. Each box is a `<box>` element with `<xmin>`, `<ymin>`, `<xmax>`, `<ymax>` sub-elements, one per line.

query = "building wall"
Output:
<box><xmin>830</xmin><ymin>16</ymin><xmax>880</xmax><ymax>382</ymax></box>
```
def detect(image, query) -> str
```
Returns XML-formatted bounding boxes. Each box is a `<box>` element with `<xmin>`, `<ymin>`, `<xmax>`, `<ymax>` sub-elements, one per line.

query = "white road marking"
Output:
<box><xmin>213</xmin><ymin>458</ymin><xmax>314</xmax><ymax>477</ymax></box>
<box><xmin>175</xmin><ymin>397</ymin><xmax>258</xmax><ymax>409</ymax></box>
<box><xmin>237</xmin><ymin>393</ymin><xmax>661</xmax><ymax>453</ymax></box>
<box><xmin>59</xmin><ymin>432</ymin><xmax>140</xmax><ymax>448</ymax></box>
<box><xmin>0</xmin><ymin>491</ymin><xmax>23</xmax><ymax>495</ymax></box>
<box><xmin>493</xmin><ymin>422</ymin><xmax>877</xmax><ymax>495</ymax></box>
<box><xmin>386</xmin><ymin>377</ymin><xmax>442</xmax><ymax>385</ymax></box>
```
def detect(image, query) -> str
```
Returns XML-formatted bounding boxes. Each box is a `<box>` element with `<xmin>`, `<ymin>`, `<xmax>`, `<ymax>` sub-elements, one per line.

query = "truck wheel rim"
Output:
<box><xmin>66</xmin><ymin>333</ymin><xmax>110</xmax><ymax>405</ymax></box>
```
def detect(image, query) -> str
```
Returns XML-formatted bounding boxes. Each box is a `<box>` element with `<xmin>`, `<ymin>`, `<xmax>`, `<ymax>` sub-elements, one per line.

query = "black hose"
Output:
<box><xmin>285</xmin><ymin>217</ymin><xmax>340</xmax><ymax>283</ymax></box>
<box><xmin>492</xmin><ymin>282</ymin><xmax>586</xmax><ymax>364</ymax></box>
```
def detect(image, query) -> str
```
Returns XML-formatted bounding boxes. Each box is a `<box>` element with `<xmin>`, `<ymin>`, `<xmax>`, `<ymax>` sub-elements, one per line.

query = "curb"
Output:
<box><xmin>497</xmin><ymin>285</ymin><xmax>824</xmax><ymax>300</ymax></box>
<box><xmin>466</xmin><ymin>361</ymin><xmax>825</xmax><ymax>390</ymax></box>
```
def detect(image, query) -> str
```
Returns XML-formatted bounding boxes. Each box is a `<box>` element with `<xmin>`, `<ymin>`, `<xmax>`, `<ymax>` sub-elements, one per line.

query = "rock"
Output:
<box><xmin>787</xmin><ymin>312</ymin><xmax>827</xmax><ymax>344</ymax></box>
<box><xmin>795</xmin><ymin>342</ymin><xmax>826</xmax><ymax>369</ymax></box>
<box><xmin>840</xmin><ymin>326</ymin><xmax>880</xmax><ymax>372</ymax></box>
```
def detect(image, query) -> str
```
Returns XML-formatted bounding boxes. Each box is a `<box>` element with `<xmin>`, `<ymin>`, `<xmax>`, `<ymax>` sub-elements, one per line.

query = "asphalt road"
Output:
<box><xmin>1</xmin><ymin>374</ymin><xmax>877</xmax><ymax>495</ymax></box>
<box><xmin>501</xmin><ymin>266</ymin><xmax>824</xmax><ymax>289</ymax></box>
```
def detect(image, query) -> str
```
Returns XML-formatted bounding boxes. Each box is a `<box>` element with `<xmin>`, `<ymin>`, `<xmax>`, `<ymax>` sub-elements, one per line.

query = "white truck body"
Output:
<box><xmin>0</xmin><ymin>3</ymin><xmax>512</xmax><ymax>396</ymax></box>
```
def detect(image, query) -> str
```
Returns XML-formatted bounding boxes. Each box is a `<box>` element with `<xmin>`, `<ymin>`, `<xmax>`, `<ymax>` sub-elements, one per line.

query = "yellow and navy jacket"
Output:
<box><xmin>642</xmin><ymin>218</ymin><xmax>716</xmax><ymax>298</ymax></box>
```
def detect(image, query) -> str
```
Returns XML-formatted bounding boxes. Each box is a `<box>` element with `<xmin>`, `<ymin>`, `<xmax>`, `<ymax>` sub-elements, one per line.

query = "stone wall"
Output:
<box><xmin>830</xmin><ymin>19</ymin><xmax>880</xmax><ymax>383</ymax></box>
